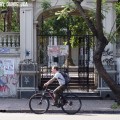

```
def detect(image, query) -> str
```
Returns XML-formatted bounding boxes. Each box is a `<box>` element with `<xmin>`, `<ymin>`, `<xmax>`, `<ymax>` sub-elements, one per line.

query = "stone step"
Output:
<box><xmin>69</xmin><ymin>92</ymin><xmax>101</xmax><ymax>100</ymax></box>
<box><xmin>45</xmin><ymin>91</ymin><xmax>101</xmax><ymax>100</ymax></box>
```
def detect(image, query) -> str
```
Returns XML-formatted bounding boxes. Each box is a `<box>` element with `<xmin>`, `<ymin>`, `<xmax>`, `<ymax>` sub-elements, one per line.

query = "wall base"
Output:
<box><xmin>17</xmin><ymin>89</ymin><xmax>38</xmax><ymax>98</ymax></box>
<box><xmin>100</xmin><ymin>90</ymin><xmax>116</xmax><ymax>100</ymax></box>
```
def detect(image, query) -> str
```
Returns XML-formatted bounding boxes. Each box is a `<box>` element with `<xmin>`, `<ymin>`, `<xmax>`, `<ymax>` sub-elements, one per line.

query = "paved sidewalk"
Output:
<box><xmin>0</xmin><ymin>98</ymin><xmax>120</xmax><ymax>113</ymax></box>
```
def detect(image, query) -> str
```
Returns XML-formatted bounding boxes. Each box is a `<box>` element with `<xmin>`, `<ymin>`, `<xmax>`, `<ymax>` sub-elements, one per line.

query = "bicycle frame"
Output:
<box><xmin>42</xmin><ymin>88</ymin><xmax>55</xmax><ymax>102</ymax></box>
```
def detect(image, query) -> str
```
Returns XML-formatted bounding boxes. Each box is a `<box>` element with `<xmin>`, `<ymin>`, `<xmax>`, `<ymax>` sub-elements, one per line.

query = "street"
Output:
<box><xmin>0</xmin><ymin>113</ymin><xmax>119</xmax><ymax>120</ymax></box>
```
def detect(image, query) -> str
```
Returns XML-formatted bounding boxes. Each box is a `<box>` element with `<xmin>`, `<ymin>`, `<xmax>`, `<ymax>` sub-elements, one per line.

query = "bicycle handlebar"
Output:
<box><xmin>42</xmin><ymin>86</ymin><xmax>53</xmax><ymax>93</ymax></box>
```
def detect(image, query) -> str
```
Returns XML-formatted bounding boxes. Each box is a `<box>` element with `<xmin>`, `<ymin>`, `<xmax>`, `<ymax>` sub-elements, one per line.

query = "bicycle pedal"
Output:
<box><xmin>51</xmin><ymin>103</ymin><xmax>58</xmax><ymax>106</ymax></box>
<box><xmin>56</xmin><ymin>104</ymin><xmax>61</xmax><ymax>108</ymax></box>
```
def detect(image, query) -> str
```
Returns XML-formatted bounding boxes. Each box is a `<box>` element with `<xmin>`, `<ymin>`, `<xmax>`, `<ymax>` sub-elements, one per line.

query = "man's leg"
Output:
<box><xmin>53</xmin><ymin>85</ymin><xmax>65</xmax><ymax>105</ymax></box>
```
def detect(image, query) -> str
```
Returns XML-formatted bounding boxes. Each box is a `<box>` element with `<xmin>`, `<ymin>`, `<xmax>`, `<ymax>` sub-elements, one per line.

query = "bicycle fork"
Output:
<box><xmin>38</xmin><ymin>92</ymin><xmax>46</xmax><ymax>105</ymax></box>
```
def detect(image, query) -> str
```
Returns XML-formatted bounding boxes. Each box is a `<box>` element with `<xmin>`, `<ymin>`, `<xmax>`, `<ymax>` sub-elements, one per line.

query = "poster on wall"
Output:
<box><xmin>48</xmin><ymin>45</ymin><xmax>69</xmax><ymax>56</ymax></box>
<box><xmin>0</xmin><ymin>59</ymin><xmax>18</xmax><ymax>97</ymax></box>
<box><xmin>4</xmin><ymin>59</ymin><xmax>14</xmax><ymax>75</ymax></box>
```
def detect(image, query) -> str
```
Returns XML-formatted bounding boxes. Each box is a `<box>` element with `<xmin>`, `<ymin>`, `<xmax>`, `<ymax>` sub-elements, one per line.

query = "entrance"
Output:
<box><xmin>37</xmin><ymin>34</ymin><xmax>97</xmax><ymax>91</ymax></box>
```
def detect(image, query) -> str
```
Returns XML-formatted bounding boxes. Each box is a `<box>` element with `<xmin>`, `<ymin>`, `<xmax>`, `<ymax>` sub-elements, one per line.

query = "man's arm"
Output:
<box><xmin>44</xmin><ymin>77</ymin><xmax>56</xmax><ymax>87</ymax></box>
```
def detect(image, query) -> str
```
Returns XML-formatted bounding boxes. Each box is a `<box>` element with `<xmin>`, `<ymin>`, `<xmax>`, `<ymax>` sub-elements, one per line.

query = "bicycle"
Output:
<box><xmin>29</xmin><ymin>87</ymin><xmax>82</xmax><ymax>114</ymax></box>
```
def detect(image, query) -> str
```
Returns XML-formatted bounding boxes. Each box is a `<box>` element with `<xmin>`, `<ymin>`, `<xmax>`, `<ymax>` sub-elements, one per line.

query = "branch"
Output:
<box><xmin>72</xmin><ymin>0</ymin><xmax>98</xmax><ymax>37</ymax></box>
<box><xmin>73</xmin><ymin>0</ymin><xmax>83</xmax><ymax>3</ymax></box>
<box><xmin>96</xmin><ymin>0</ymin><xmax>104</xmax><ymax>36</ymax></box>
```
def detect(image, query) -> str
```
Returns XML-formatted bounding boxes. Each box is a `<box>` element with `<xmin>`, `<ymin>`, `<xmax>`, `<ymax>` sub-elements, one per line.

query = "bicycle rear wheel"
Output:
<box><xmin>61</xmin><ymin>94</ymin><xmax>82</xmax><ymax>114</ymax></box>
<box><xmin>29</xmin><ymin>93</ymin><xmax>49</xmax><ymax>114</ymax></box>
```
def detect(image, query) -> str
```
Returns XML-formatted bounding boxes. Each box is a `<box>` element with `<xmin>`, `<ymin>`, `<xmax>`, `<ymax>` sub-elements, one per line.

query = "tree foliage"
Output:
<box><xmin>41</xmin><ymin>0</ymin><xmax>51</xmax><ymax>10</ymax></box>
<box><xmin>40</xmin><ymin>14</ymin><xmax>92</xmax><ymax>47</ymax></box>
<box><xmin>114</xmin><ymin>2</ymin><xmax>120</xmax><ymax>36</ymax></box>
<box><xmin>0</xmin><ymin>0</ymin><xmax>20</xmax><ymax>32</ymax></box>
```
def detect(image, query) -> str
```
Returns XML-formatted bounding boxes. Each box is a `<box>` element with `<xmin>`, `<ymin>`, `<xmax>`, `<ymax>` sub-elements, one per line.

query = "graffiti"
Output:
<box><xmin>20</xmin><ymin>59</ymin><xmax>33</xmax><ymax>64</ymax></box>
<box><xmin>103</xmin><ymin>48</ymin><xmax>113</xmax><ymax>57</ymax></box>
<box><xmin>102</xmin><ymin>58</ymin><xmax>114</xmax><ymax>66</ymax></box>
<box><xmin>0</xmin><ymin>59</ymin><xmax>18</xmax><ymax>97</ymax></box>
<box><xmin>0</xmin><ymin>48</ymin><xmax>10</xmax><ymax>53</ymax></box>
<box><xmin>102</xmin><ymin>48</ymin><xmax>114</xmax><ymax>66</ymax></box>
<box><xmin>0</xmin><ymin>74</ymin><xmax>18</xmax><ymax>96</ymax></box>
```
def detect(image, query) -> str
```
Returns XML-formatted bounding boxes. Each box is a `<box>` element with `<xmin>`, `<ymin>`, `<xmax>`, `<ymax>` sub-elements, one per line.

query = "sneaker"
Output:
<box><xmin>51</xmin><ymin>103</ymin><xmax>58</xmax><ymax>106</ymax></box>
<box><xmin>63</xmin><ymin>100</ymin><xmax>68</xmax><ymax>105</ymax></box>
<box><xmin>51</xmin><ymin>103</ymin><xmax>61</xmax><ymax>108</ymax></box>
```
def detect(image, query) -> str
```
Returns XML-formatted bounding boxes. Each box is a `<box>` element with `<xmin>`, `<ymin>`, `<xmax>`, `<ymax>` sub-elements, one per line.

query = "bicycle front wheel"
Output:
<box><xmin>29</xmin><ymin>93</ymin><xmax>49</xmax><ymax>114</ymax></box>
<box><xmin>61</xmin><ymin>94</ymin><xmax>82</xmax><ymax>114</ymax></box>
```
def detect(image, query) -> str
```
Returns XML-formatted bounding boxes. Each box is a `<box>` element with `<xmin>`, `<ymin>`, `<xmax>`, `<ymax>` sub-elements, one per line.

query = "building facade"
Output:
<box><xmin>0</xmin><ymin>0</ymin><xmax>119</xmax><ymax>98</ymax></box>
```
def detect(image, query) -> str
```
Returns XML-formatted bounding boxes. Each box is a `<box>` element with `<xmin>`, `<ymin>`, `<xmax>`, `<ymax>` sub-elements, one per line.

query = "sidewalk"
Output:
<box><xmin>0</xmin><ymin>98</ymin><xmax>120</xmax><ymax>113</ymax></box>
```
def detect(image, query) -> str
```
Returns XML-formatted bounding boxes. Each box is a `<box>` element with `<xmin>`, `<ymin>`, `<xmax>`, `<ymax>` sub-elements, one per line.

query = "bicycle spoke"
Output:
<box><xmin>61</xmin><ymin>94</ymin><xmax>82</xmax><ymax>114</ymax></box>
<box><xmin>29</xmin><ymin>93</ymin><xmax>49</xmax><ymax>114</ymax></box>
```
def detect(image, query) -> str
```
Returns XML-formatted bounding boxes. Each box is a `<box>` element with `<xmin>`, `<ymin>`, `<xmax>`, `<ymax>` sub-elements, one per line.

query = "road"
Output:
<box><xmin>0</xmin><ymin>113</ymin><xmax>119</xmax><ymax>120</ymax></box>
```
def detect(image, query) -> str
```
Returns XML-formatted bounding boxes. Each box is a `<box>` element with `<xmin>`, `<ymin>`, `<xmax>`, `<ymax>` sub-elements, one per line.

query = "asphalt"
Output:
<box><xmin>0</xmin><ymin>98</ymin><xmax>119</xmax><ymax>114</ymax></box>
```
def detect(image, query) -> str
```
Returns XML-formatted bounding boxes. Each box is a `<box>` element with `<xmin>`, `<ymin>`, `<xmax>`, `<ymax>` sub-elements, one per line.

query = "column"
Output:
<box><xmin>33</xmin><ymin>21</ymin><xmax>37</xmax><ymax>62</ymax></box>
<box><xmin>20</xmin><ymin>3</ymin><xmax>33</xmax><ymax>60</ymax></box>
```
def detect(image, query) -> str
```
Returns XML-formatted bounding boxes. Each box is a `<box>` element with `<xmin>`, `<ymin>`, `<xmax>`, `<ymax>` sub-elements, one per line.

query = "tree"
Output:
<box><xmin>115</xmin><ymin>2</ymin><xmax>120</xmax><ymax>37</ymax></box>
<box><xmin>72</xmin><ymin>0</ymin><xmax>120</xmax><ymax>103</ymax></box>
<box><xmin>0</xmin><ymin>0</ymin><xmax>20</xmax><ymax>32</ymax></box>
<box><xmin>39</xmin><ymin>0</ymin><xmax>92</xmax><ymax>66</ymax></box>
<box><xmin>40</xmin><ymin>15</ymin><xmax>91</xmax><ymax>66</ymax></box>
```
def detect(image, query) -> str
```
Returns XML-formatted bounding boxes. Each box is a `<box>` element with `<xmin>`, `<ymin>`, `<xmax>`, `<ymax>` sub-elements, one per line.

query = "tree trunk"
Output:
<box><xmin>7</xmin><ymin>7</ymin><xmax>13</xmax><ymax>32</ymax></box>
<box><xmin>94</xmin><ymin>37</ymin><xmax>120</xmax><ymax>102</ymax></box>
<box><xmin>72</xmin><ymin>0</ymin><xmax>120</xmax><ymax>103</ymax></box>
<box><xmin>64</xmin><ymin>40</ymin><xmax>75</xmax><ymax>66</ymax></box>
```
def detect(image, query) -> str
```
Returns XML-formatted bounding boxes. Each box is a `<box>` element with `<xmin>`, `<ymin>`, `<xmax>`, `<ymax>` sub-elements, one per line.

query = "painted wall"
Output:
<box><xmin>0</xmin><ymin>58</ymin><xmax>19</xmax><ymax>97</ymax></box>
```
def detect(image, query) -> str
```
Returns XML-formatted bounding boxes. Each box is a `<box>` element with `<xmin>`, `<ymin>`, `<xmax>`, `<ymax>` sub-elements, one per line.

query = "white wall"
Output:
<box><xmin>116</xmin><ymin>58</ymin><xmax>120</xmax><ymax>84</ymax></box>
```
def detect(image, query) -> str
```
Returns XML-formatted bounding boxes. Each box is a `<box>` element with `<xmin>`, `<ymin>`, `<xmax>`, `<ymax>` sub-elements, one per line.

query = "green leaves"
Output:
<box><xmin>41</xmin><ymin>0</ymin><xmax>51</xmax><ymax>10</ymax></box>
<box><xmin>0</xmin><ymin>0</ymin><xmax>8</xmax><ymax>9</ymax></box>
<box><xmin>55</xmin><ymin>4</ymin><xmax>75</xmax><ymax>20</ymax></box>
<box><xmin>111</xmin><ymin>103</ymin><xmax>120</xmax><ymax>109</ymax></box>
<box><xmin>111</xmin><ymin>2</ymin><xmax>120</xmax><ymax>40</ymax></box>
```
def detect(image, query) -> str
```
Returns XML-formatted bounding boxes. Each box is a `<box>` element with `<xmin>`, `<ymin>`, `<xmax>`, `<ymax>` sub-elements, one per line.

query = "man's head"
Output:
<box><xmin>51</xmin><ymin>66</ymin><xmax>59</xmax><ymax>74</ymax></box>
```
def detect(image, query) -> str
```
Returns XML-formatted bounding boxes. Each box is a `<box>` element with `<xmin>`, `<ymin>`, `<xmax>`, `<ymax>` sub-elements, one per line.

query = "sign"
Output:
<box><xmin>0</xmin><ymin>48</ymin><xmax>10</xmax><ymax>53</ymax></box>
<box><xmin>3</xmin><ymin>59</ymin><xmax>14</xmax><ymax>75</ymax></box>
<box><xmin>48</xmin><ymin>45</ymin><xmax>68</xmax><ymax>56</ymax></box>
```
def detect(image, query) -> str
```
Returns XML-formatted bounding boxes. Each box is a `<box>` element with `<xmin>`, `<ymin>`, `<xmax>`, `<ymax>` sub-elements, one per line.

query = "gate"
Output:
<box><xmin>37</xmin><ymin>34</ymin><xmax>97</xmax><ymax>91</ymax></box>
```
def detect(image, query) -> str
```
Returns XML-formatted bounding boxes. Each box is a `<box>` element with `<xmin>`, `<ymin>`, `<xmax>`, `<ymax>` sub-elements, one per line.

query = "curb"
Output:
<box><xmin>0</xmin><ymin>109</ymin><xmax>120</xmax><ymax>114</ymax></box>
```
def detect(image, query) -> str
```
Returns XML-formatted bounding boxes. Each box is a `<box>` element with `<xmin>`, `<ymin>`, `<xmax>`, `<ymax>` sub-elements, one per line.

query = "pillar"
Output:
<box><xmin>20</xmin><ymin>3</ymin><xmax>34</xmax><ymax>60</ymax></box>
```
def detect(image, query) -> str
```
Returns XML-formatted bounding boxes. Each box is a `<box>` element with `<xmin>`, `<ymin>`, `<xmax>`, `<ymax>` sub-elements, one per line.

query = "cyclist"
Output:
<box><xmin>43</xmin><ymin>65</ymin><xmax>66</xmax><ymax>106</ymax></box>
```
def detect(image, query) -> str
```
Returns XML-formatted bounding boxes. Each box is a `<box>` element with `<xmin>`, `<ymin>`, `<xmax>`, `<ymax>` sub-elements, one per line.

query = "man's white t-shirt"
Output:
<box><xmin>53</xmin><ymin>71</ymin><xmax>65</xmax><ymax>85</ymax></box>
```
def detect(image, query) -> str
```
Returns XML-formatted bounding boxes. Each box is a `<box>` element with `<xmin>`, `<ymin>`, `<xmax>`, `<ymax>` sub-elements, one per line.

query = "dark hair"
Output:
<box><xmin>52</xmin><ymin>66</ymin><xmax>59</xmax><ymax>71</ymax></box>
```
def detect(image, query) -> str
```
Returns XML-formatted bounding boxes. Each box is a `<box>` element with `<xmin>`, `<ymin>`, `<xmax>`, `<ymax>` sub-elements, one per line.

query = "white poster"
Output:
<box><xmin>4</xmin><ymin>59</ymin><xmax>14</xmax><ymax>75</ymax></box>
<box><xmin>48</xmin><ymin>45</ymin><xmax>69</xmax><ymax>56</ymax></box>
<box><xmin>0</xmin><ymin>58</ymin><xmax>18</xmax><ymax>97</ymax></box>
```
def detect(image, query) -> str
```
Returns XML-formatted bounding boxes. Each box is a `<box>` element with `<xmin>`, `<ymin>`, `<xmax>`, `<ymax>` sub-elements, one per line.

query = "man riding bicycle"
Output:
<box><xmin>44</xmin><ymin>66</ymin><xmax>66</xmax><ymax>106</ymax></box>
